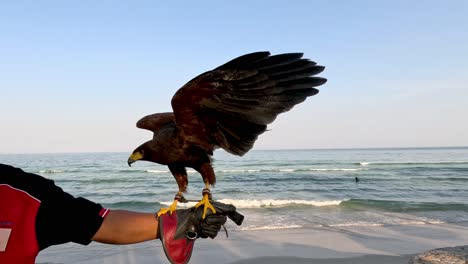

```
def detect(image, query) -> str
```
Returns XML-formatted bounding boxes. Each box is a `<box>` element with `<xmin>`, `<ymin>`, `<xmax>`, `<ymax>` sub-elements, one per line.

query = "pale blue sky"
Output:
<box><xmin>1</xmin><ymin>1</ymin><xmax>467</xmax><ymax>153</ymax></box>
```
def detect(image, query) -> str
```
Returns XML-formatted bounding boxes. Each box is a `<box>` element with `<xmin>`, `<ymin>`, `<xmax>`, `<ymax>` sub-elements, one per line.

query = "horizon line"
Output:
<box><xmin>1</xmin><ymin>145</ymin><xmax>467</xmax><ymax>155</ymax></box>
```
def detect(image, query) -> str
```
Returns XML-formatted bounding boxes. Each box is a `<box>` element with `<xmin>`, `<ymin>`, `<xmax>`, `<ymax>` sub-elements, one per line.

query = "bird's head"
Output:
<box><xmin>128</xmin><ymin>141</ymin><xmax>152</xmax><ymax>167</ymax></box>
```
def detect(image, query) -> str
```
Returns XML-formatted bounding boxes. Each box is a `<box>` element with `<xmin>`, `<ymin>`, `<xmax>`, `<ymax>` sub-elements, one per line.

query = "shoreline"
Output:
<box><xmin>37</xmin><ymin>222</ymin><xmax>468</xmax><ymax>264</ymax></box>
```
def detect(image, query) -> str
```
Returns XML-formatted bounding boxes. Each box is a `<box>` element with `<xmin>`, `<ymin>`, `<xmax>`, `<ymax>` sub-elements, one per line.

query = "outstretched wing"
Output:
<box><xmin>171</xmin><ymin>51</ymin><xmax>327</xmax><ymax>156</ymax></box>
<box><xmin>136</xmin><ymin>112</ymin><xmax>175</xmax><ymax>132</ymax></box>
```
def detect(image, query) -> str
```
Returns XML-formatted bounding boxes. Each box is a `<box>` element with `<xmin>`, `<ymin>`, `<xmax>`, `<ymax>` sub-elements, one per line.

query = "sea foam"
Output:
<box><xmin>39</xmin><ymin>169</ymin><xmax>65</xmax><ymax>174</ymax></box>
<box><xmin>239</xmin><ymin>225</ymin><xmax>302</xmax><ymax>231</ymax></box>
<box><xmin>146</xmin><ymin>169</ymin><xmax>169</xmax><ymax>174</ymax></box>
<box><xmin>160</xmin><ymin>199</ymin><xmax>345</xmax><ymax>208</ymax></box>
<box><xmin>216</xmin><ymin>199</ymin><xmax>344</xmax><ymax>208</ymax></box>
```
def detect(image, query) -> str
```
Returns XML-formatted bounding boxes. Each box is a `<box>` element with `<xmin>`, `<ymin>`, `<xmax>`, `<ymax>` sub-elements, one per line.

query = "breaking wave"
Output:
<box><xmin>341</xmin><ymin>199</ymin><xmax>468</xmax><ymax>212</ymax></box>
<box><xmin>159</xmin><ymin>199</ymin><xmax>345</xmax><ymax>209</ymax></box>
<box><xmin>239</xmin><ymin>225</ymin><xmax>302</xmax><ymax>231</ymax></box>
<box><xmin>38</xmin><ymin>169</ymin><xmax>65</xmax><ymax>174</ymax></box>
<box><xmin>356</xmin><ymin>161</ymin><xmax>468</xmax><ymax>166</ymax></box>
<box><xmin>215</xmin><ymin>199</ymin><xmax>344</xmax><ymax>208</ymax></box>
<box><xmin>145</xmin><ymin>168</ymin><xmax>363</xmax><ymax>174</ymax></box>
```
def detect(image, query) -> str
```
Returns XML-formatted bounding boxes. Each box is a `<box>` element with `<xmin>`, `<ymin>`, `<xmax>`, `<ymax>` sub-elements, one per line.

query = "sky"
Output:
<box><xmin>0</xmin><ymin>1</ymin><xmax>467</xmax><ymax>153</ymax></box>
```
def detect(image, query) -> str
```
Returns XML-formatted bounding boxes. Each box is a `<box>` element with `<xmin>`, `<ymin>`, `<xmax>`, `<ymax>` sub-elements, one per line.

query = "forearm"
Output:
<box><xmin>91</xmin><ymin>210</ymin><xmax>158</xmax><ymax>244</ymax></box>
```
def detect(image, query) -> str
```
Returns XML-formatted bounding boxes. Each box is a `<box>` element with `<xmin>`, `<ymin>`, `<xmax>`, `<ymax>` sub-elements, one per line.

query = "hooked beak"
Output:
<box><xmin>128</xmin><ymin>151</ymin><xmax>143</xmax><ymax>167</ymax></box>
<box><xmin>127</xmin><ymin>157</ymin><xmax>135</xmax><ymax>167</ymax></box>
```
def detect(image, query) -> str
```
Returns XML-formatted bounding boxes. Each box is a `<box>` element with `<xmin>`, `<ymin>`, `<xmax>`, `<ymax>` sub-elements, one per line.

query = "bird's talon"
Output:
<box><xmin>203</xmin><ymin>202</ymin><xmax>216</xmax><ymax>219</ymax></box>
<box><xmin>195</xmin><ymin>193</ymin><xmax>216</xmax><ymax>219</ymax></box>
<box><xmin>157</xmin><ymin>207</ymin><xmax>174</xmax><ymax>217</ymax></box>
<box><xmin>157</xmin><ymin>199</ymin><xmax>179</xmax><ymax>217</ymax></box>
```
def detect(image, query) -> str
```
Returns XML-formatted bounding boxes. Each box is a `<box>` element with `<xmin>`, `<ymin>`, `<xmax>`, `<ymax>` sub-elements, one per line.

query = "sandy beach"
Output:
<box><xmin>36</xmin><ymin>221</ymin><xmax>468</xmax><ymax>264</ymax></box>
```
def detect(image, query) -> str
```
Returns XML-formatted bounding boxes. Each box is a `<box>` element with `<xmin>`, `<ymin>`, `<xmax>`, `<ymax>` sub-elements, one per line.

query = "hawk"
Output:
<box><xmin>128</xmin><ymin>51</ymin><xmax>326</xmax><ymax>218</ymax></box>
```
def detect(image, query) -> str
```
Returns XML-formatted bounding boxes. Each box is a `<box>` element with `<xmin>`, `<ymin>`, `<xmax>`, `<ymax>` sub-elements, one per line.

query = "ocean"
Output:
<box><xmin>2</xmin><ymin>147</ymin><xmax>468</xmax><ymax>231</ymax></box>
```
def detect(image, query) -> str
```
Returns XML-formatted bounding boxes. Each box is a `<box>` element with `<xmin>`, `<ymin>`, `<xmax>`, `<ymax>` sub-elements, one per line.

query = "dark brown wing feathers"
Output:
<box><xmin>170</xmin><ymin>52</ymin><xmax>326</xmax><ymax>156</ymax></box>
<box><xmin>136</xmin><ymin>112</ymin><xmax>175</xmax><ymax>132</ymax></box>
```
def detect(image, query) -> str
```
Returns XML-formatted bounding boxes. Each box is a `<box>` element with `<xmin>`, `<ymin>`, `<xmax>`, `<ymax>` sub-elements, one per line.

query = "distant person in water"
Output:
<box><xmin>0</xmin><ymin>164</ymin><xmax>243</xmax><ymax>264</ymax></box>
<box><xmin>355</xmin><ymin>177</ymin><xmax>360</xmax><ymax>183</ymax></box>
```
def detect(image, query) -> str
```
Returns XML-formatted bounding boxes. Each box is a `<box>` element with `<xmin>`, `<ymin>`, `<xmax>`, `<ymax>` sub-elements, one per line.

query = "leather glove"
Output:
<box><xmin>174</xmin><ymin>201</ymin><xmax>244</xmax><ymax>239</ymax></box>
<box><xmin>158</xmin><ymin>201</ymin><xmax>244</xmax><ymax>264</ymax></box>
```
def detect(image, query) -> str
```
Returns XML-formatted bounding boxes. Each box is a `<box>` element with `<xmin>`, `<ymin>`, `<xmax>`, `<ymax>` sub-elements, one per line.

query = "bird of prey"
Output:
<box><xmin>128</xmin><ymin>51</ymin><xmax>326</xmax><ymax>218</ymax></box>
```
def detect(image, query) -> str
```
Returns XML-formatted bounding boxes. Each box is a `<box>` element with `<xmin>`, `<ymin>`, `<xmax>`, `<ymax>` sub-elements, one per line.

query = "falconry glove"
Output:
<box><xmin>158</xmin><ymin>201</ymin><xmax>244</xmax><ymax>264</ymax></box>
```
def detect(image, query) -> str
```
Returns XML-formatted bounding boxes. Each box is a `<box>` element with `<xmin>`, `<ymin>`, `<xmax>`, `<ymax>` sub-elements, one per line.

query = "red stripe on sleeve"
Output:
<box><xmin>99</xmin><ymin>208</ymin><xmax>110</xmax><ymax>218</ymax></box>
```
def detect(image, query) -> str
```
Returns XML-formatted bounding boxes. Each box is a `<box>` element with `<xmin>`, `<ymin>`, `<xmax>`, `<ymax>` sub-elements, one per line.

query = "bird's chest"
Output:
<box><xmin>154</xmin><ymin>144</ymin><xmax>205</xmax><ymax>168</ymax></box>
<box><xmin>151</xmin><ymin>133</ymin><xmax>185</xmax><ymax>164</ymax></box>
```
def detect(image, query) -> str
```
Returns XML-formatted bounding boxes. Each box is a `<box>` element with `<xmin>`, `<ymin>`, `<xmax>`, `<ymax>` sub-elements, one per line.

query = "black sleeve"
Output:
<box><xmin>0</xmin><ymin>164</ymin><xmax>106</xmax><ymax>250</ymax></box>
<box><xmin>36</xmin><ymin>193</ymin><xmax>106</xmax><ymax>250</ymax></box>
